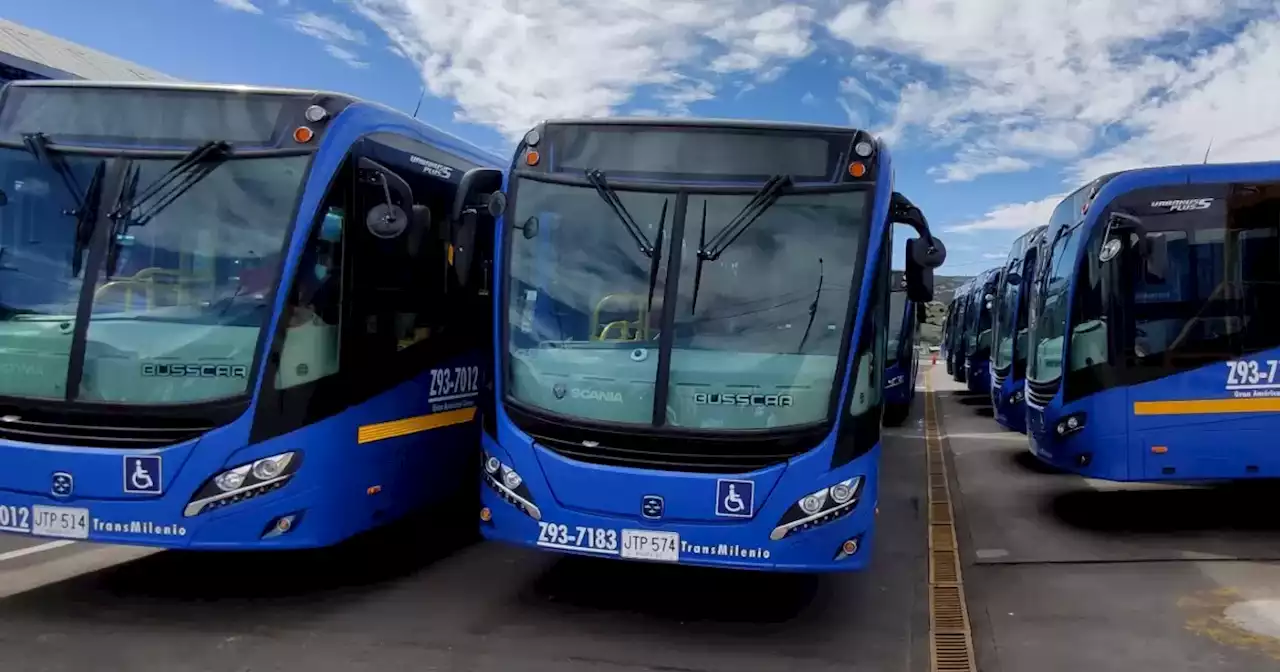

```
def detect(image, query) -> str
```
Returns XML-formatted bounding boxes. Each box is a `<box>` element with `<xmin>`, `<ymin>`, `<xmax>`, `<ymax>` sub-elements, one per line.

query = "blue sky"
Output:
<box><xmin>6</xmin><ymin>0</ymin><xmax>1280</xmax><ymax>278</ymax></box>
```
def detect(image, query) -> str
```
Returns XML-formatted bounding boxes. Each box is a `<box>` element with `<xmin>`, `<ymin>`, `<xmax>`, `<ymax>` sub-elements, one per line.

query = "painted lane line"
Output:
<box><xmin>0</xmin><ymin>540</ymin><xmax>75</xmax><ymax>563</ymax></box>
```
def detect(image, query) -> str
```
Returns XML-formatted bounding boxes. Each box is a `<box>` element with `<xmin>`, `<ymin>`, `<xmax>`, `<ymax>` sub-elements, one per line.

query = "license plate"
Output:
<box><xmin>620</xmin><ymin>529</ymin><xmax>680</xmax><ymax>562</ymax></box>
<box><xmin>31</xmin><ymin>505</ymin><xmax>89</xmax><ymax>540</ymax></box>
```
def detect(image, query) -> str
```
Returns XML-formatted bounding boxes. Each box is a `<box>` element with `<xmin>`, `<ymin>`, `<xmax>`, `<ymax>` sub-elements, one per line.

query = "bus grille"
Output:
<box><xmin>531</xmin><ymin>433</ymin><xmax>802</xmax><ymax>474</ymax></box>
<box><xmin>1026</xmin><ymin>379</ymin><xmax>1058</xmax><ymax>407</ymax></box>
<box><xmin>991</xmin><ymin>371</ymin><xmax>1006</xmax><ymax>389</ymax></box>
<box><xmin>0</xmin><ymin>406</ymin><xmax>213</xmax><ymax>449</ymax></box>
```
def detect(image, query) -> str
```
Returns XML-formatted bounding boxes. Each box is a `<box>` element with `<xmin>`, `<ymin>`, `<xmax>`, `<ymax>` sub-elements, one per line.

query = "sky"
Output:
<box><xmin>5</xmin><ymin>0</ymin><xmax>1280</xmax><ymax>277</ymax></box>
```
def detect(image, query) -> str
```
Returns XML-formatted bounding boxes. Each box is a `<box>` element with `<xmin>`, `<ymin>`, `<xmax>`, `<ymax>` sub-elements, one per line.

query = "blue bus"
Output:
<box><xmin>961</xmin><ymin>267</ymin><xmax>1001</xmax><ymax>394</ymax></box>
<box><xmin>0</xmin><ymin>80</ymin><xmax>505</xmax><ymax>548</ymax></box>
<box><xmin>1026</xmin><ymin>162</ymin><xmax>1280</xmax><ymax>480</ymax></box>
<box><xmin>945</xmin><ymin>279</ymin><xmax>973</xmax><ymax>382</ymax></box>
<box><xmin>883</xmin><ymin>270</ymin><xmax>920</xmax><ymax>425</ymax></box>
<box><xmin>481</xmin><ymin>118</ymin><xmax>945</xmax><ymax>571</ymax></box>
<box><xmin>990</xmin><ymin>226</ymin><xmax>1047</xmax><ymax>432</ymax></box>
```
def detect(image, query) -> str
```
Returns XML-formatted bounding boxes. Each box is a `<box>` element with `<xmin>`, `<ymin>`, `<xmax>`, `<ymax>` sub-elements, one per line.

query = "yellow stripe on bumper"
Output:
<box><xmin>1133</xmin><ymin>397</ymin><xmax>1280</xmax><ymax>416</ymax></box>
<box><xmin>357</xmin><ymin>407</ymin><xmax>477</xmax><ymax>444</ymax></box>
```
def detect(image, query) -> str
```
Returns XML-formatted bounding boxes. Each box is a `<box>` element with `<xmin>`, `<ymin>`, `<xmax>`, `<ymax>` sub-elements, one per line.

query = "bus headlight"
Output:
<box><xmin>482</xmin><ymin>450</ymin><xmax>540</xmax><ymax>520</ymax></box>
<box><xmin>1011</xmin><ymin>388</ymin><xmax>1024</xmax><ymax>404</ymax></box>
<box><xmin>185</xmin><ymin>451</ymin><xmax>301</xmax><ymax>517</ymax></box>
<box><xmin>771</xmin><ymin>476</ymin><xmax>864</xmax><ymax>541</ymax></box>
<box><xmin>1055</xmin><ymin>412</ymin><xmax>1086</xmax><ymax>437</ymax></box>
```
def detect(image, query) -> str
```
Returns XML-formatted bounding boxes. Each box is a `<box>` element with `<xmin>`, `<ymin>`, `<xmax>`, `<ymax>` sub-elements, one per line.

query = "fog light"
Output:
<box><xmin>262</xmin><ymin>513</ymin><xmax>299</xmax><ymax>539</ymax></box>
<box><xmin>479</xmin><ymin>507</ymin><xmax>492</xmax><ymax>522</ymax></box>
<box><xmin>842</xmin><ymin>539</ymin><xmax>858</xmax><ymax>555</ymax></box>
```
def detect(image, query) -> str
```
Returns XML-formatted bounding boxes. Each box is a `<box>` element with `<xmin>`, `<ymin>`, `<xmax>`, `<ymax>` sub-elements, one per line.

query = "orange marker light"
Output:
<box><xmin>479</xmin><ymin>507</ymin><xmax>492</xmax><ymax>522</ymax></box>
<box><xmin>525</xmin><ymin>149</ymin><xmax>540</xmax><ymax>166</ymax></box>
<box><xmin>848</xmin><ymin>161</ymin><xmax>867</xmax><ymax>178</ymax></box>
<box><xmin>293</xmin><ymin>126</ymin><xmax>315</xmax><ymax>143</ymax></box>
<box><xmin>1151</xmin><ymin>445</ymin><xmax>1168</xmax><ymax>454</ymax></box>
<box><xmin>367</xmin><ymin>485</ymin><xmax>383</xmax><ymax>495</ymax></box>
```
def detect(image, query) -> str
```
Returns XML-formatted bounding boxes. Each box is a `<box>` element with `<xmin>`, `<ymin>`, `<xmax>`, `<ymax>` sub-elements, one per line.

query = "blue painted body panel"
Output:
<box><xmin>0</xmin><ymin>100</ymin><xmax>503</xmax><ymax>549</ymax></box>
<box><xmin>992</xmin><ymin>368</ymin><xmax>1026</xmax><ymax>433</ymax></box>
<box><xmin>1027</xmin><ymin>161</ymin><xmax>1280</xmax><ymax>481</ymax></box>
<box><xmin>484</xmin><ymin>138</ymin><xmax>896</xmax><ymax>572</ymax></box>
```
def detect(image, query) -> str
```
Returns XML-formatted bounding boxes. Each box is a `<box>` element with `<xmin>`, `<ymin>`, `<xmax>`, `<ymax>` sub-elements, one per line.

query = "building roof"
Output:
<box><xmin>0</xmin><ymin>19</ymin><xmax>174</xmax><ymax>81</ymax></box>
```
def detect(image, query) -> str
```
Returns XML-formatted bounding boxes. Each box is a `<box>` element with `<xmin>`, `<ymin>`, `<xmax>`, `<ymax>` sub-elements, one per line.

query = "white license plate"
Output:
<box><xmin>620</xmin><ymin>529</ymin><xmax>679</xmax><ymax>562</ymax></box>
<box><xmin>31</xmin><ymin>505</ymin><xmax>89</xmax><ymax>540</ymax></box>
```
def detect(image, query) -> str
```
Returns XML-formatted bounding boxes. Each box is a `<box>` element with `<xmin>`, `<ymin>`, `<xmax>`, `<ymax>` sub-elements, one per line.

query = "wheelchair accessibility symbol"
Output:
<box><xmin>715</xmin><ymin>479</ymin><xmax>754</xmax><ymax>518</ymax></box>
<box><xmin>122</xmin><ymin>455</ymin><xmax>163</xmax><ymax>494</ymax></box>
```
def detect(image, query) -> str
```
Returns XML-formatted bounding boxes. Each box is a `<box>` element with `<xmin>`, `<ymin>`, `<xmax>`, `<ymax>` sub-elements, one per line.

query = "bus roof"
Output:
<box><xmin>1</xmin><ymin>80</ymin><xmax>505</xmax><ymax>167</ymax></box>
<box><xmin>538</xmin><ymin>116</ymin><xmax>867</xmax><ymax>137</ymax></box>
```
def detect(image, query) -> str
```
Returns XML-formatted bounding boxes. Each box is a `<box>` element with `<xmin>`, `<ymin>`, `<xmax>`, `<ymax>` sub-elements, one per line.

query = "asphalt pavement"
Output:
<box><xmin>0</xmin><ymin>364</ymin><xmax>1277</xmax><ymax>672</ymax></box>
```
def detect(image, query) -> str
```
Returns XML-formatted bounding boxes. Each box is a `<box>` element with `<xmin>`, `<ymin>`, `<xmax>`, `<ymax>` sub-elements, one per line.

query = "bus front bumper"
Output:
<box><xmin>479</xmin><ymin>442</ymin><xmax>880</xmax><ymax>573</ymax></box>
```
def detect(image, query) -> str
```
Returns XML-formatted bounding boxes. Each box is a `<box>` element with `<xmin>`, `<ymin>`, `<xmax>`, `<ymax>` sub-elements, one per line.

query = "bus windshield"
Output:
<box><xmin>887</xmin><ymin>289</ymin><xmax>907</xmax><ymax>364</ymax></box>
<box><xmin>993</xmin><ymin>269</ymin><xmax>1019</xmax><ymax>370</ymax></box>
<box><xmin>1029</xmin><ymin>225</ymin><xmax>1083</xmax><ymax>384</ymax></box>
<box><xmin>506</xmin><ymin>178</ymin><xmax>869</xmax><ymax>431</ymax></box>
<box><xmin>0</xmin><ymin>146</ymin><xmax>307</xmax><ymax>403</ymax></box>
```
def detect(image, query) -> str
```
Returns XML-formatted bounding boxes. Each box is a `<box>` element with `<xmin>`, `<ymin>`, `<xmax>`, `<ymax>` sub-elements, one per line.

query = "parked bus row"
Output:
<box><xmin>0</xmin><ymin>80</ymin><xmax>944</xmax><ymax>573</ymax></box>
<box><xmin>944</xmin><ymin>160</ymin><xmax>1280</xmax><ymax>483</ymax></box>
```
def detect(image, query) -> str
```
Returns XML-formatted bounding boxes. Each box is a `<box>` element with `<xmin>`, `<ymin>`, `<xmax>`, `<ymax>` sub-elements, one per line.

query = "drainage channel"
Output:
<box><xmin>925</xmin><ymin>376</ymin><xmax>977</xmax><ymax>672</ymax></box>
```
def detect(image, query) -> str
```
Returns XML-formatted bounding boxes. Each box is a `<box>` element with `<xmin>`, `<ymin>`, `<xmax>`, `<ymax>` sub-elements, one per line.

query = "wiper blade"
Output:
<box><xmin>690</xmin><ymin>174</ymin><xmax>792</xmax><ymax>314</ymax></box>
<box><xmin>583</xmin><ymin>169</ymin><xmax>655</xmax><ymax>257</ymax></box>
<box><xmin>797</xmin><ymin>258</ymin><xmax>824</xmax><ymax>353</ymax></box>
<box><xmin>105</xmin><ymin>141</ymin><xmax>231</xmax><ymax>276</ymax></box>
<box><xmin>21</xmin><ymin>133</ymin><xmax>105</xmax><ymax>278</ymax></box>
<box><xmin>111</xmin><ymin>141</ymin><xmax>231</xmax><ymax>227</ymax></box>
<box><xmin>645</xmin><ymin>199</ymin><xmax>668</xmax><ymax>314</ymax></box>
<box><xmin>699</xmin><ymin>174</ymin><xmax>791</xmax><ymax>261</ymax></box>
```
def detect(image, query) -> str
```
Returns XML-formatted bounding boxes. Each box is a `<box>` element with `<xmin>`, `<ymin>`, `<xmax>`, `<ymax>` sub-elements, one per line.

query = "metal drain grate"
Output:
<box><xmin>931</xmin><ymin>549</ymin><xmax>959</xmax><ymax>583</ymax></box>
<box><xmin>925</xmin><ymin>375</ymin><xmax>977</xmax><ymax>672</ymax></box>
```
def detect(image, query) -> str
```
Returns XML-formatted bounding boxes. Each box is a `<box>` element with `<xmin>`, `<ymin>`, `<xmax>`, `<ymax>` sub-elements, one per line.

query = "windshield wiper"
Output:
<box><xmin>690</xmin><ymin>174</ymin><xmax>792</xmax><ymax>314</ymax></box>
<box><xmin>582</xmin><ymin>169</ymin><xmax>669</xmax><ymax>316</ymax></box>
<box><xmin>583</xmin><ymin>169</ymin><xmax>656</xmax><ymax>257</ymax></box>
<box><xmin>111</xmin><ymin>141</ymin><xmax>231</xmax><ymax>227</ymax></box>
<box><xmin>796</xmin><ymin>257</ymin><xmax>823</xmax><ymax>352</ymax></box>
<box><xmin>21</xmin><ymin>133</ymin><xmax>106</xmax><ymax>278</ymax></box>
<box><xmin>105</xmin><ymin>141</ymin><xmax>231</xmax><ymax>275</ymax></box>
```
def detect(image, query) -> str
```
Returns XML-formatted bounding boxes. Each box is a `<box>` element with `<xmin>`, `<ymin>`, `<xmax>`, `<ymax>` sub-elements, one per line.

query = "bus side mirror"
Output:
<box><xmin>358</xmin><ymin>157</ymin><xmax>414</xmax><ymax>239</ymax></box>
<box><xmin>1100</xmin><ymin>212</ymin><xmax>1146</xmax><ymax>262</ymax></box>
<box><xmin>449</xmin><ymin>168</ymin><xmax>504</xmax><ymax>286</ymax></box>
<box><xmin>904</xmin><ymin>238</ymin><xmax>936</xmax><ymax>303</ymax></box>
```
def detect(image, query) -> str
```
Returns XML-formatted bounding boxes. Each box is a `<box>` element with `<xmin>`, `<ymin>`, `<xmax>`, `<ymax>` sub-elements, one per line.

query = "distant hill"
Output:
<box><xmin>933</xmin><ymin>275</ymin><xmax>971</xmax><ymax>304</ymax></box>
<box><xmin>917</xmin><ymin>275</ymin><xmax>971</xmax><ymax>346</ymax></box>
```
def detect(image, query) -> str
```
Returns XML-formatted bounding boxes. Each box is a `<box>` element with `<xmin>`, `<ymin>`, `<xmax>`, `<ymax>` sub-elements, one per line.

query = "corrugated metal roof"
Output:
<box><xmin>0</xmin><ymin>18</ymin><xmax>174</xmax><ymax>81</ymax></box>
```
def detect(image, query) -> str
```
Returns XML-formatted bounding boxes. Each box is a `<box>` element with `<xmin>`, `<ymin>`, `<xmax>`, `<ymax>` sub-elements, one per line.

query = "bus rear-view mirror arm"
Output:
<box><xmin>1100</xmin><ymin>211</ymin><xmax>1148</xmax><ymax>262</ymax></box>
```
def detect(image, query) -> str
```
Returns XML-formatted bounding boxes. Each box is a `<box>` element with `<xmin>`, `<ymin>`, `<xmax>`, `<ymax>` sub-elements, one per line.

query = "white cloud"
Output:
<box><xmin>1077</xmin><ymin>19</ymin><xmax>1280</xmax><ymax>181</ymax></box>
<box><xmin>827</xmin><ymin>0</ymin><xmax>1280</xmax><ymax>182</ymax></box>
<box><xmin>350</xmin><ymin>0</ymin><xmax>819</xmax><ymax>138</ymax></box>
<box><xmin>982</xmin><ymin>252</ymin><xmax>1007</xmax><ymax>259</ymax></box>
<box><xmin>214</xmin><ymin>0</ymin><xmax>262</xmax><ymax>14</ymax></box>
<box><xmin>946</xmin><ymin>194</ymin><xmax>1065</xmax><ymax>233</ymax></box>
<box><xmin>929</xmin><ymin>151</ymin><xmax>1032</xmax><ymax>183</ymax></box>
<box><xmin>800</xmin><ymin>91</ymin><xmax>817</xmax><ymax>106</ymax></box>
<box><xmin>325</xmin><ymin>44</ymin><xmax>369</xmax><ymax>69</ymax></box>
<box><xmin>290</xmin><ymin>12</ymin><xmax>366</xmax><ymax>44</ymax></box>
<box><xmin>289</xmin><ymin>12</ymin><xmax>368</xmax><ymax>68</ymax></box>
